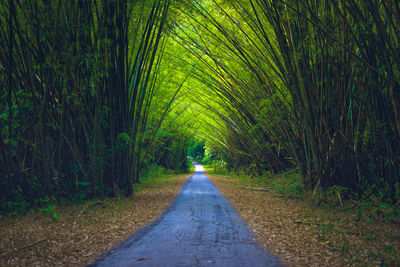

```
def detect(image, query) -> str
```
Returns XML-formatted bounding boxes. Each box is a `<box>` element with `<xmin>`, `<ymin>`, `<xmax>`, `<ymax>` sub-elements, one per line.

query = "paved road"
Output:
<box><xmin>91</xmin><ymin>164</ymin><xmax>280</xmax><ymax>267</ymax></box>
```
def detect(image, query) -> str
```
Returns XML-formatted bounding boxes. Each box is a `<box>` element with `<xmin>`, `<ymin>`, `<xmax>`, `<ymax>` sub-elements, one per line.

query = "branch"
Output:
<box><xmin>236</xmin><ymin>186</ymin><xmax>271</xmax><ymax>192</ymax></box>
<box><xmin>0</xmin><ymin>238</ymin><xmax>48</xmax><ymax>258</ymax></box>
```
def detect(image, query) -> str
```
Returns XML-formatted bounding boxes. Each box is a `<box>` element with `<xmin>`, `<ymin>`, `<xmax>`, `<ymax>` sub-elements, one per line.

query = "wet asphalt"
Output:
<box><xmin>91</xmin><ymin>164</ymin><xmax>280</xmax><ymax>267</ymax></box>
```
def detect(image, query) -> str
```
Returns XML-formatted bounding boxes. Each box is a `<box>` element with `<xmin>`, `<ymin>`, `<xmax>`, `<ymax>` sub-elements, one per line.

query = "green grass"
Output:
<box><xmin>134</xmin><ymin>171</ymin><xmax>190</xmax><ymax>193</ymax></box>
<box><xmin>189</xmin><ymin>163</ymin><xmax>196</xmax><ymax>173</ymax></box>
<box><xmin>206</xmin><ymin>166</ymin><xmax>305</xmax><ymax>199</ymax></box>
<box><xmin>203</xmin><ymin>164</ymin><xmax>229</xmax><ymax>176</ymax></box>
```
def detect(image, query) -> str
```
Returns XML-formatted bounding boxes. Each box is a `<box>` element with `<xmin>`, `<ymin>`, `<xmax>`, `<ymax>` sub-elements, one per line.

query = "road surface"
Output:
<box><xmin>91</xmin><ymin>163</ymin><xmax>280</xmax><ymax>266</ymax></box>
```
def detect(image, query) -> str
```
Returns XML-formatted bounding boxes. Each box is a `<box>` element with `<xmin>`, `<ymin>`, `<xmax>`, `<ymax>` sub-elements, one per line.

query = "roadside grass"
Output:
<box><xmin>0</xmin><ymin>173</ymin><xmax>191</xmax><ymax>266</ymax></box>
<box><xmin>206</xmin><ymin>168</ymin><xmax>400</xmax><ymax>266</ymax></box>
<box><xmin>134</xmin><ymin>172</ymin><xmax>186</xmax><ymax>192</ymax></box>
<box><xmin>203</xmin><ymin>164</ymin><xmax>229</xmax><ymax>176</ymax></box>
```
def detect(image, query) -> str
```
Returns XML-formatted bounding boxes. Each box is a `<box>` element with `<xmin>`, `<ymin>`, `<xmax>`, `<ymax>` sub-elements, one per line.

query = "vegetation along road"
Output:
<box><xmin>92</xmin><ymin>164</ymin><xmax>279</xmax><ymax>266</ymax></box>
<box><xmin>1</xmin><ymin>0</ymin><xmax>400</xmax><ymax>266</ymax></box>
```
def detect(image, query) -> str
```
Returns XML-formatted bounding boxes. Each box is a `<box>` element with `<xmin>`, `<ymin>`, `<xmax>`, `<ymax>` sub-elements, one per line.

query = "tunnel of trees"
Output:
<box><xmin>1</xmin><ymin>0</ymin><xmax>399</xmax><ymax>212</ymax></box>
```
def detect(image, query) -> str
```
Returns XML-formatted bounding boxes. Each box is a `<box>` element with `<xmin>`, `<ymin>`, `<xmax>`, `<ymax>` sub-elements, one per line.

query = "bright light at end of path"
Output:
<box><xmin>194</xmin><ymin>165</ymin><xmax>205</xmax><ymax>172</ymax></box>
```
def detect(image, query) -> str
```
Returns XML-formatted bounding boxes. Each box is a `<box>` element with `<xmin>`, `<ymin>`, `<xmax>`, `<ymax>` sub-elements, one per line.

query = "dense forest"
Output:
<box><xmin>1</xmin><ymin>0</ymin><xmax>399</xmax><ymax>213</ymax></box>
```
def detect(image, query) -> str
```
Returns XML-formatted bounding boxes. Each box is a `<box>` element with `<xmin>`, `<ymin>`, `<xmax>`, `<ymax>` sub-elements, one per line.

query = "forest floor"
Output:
<box><xmin>0</xmin><ymin>173</ymin><xmax>190</xmax><ymax>266</ymax></box>
<box><xmin>207</xmin><ymin>170</ymin><xmax>400</xmax><ymax>266</ymax></box>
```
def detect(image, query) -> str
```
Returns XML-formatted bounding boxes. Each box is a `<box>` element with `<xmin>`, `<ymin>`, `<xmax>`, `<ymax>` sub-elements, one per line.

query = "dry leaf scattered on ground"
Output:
<box><xmin>208</xmin><ymin>174</ymin><xmax>400</xmax><ymax>267</ymax></box>
<box><xmin>2</xmin><ymin>172</ymin><xmax>398</xmax><ymax>266</ymax></box>
<box><xmin>0</xmin><ymin>174</ymin><xmax>189</xmax><ymax>266</ymax></box>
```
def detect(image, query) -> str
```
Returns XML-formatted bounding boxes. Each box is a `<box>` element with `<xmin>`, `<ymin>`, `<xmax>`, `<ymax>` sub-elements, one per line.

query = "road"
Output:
<box><xmin>91</xmin><ymin>163</ymin><xmax>280</xmax><ymax>266</ymax></box>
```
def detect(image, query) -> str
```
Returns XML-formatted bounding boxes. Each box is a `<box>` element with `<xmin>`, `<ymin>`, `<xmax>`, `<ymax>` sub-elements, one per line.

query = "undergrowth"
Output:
<box><xmin>206</xmin><ymin>167</ymin><xmax>400</xmax><ymax>266</ymax></box>
<box><xmin>2</xmin><ymin>165</ymin><xmax>191</xmax><ymax>218</ymax></box>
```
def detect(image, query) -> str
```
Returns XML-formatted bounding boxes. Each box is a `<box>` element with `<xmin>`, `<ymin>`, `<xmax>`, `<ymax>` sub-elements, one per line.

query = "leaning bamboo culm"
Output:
<box><xmin>174</xmin><ymin>0</ymin><xmax>399</xmax><ymax>201</ymax></box>
<box><xmin>0</xmin><ymin>0</ymin><xmax>173</xmax><ymax>208</ymax></box>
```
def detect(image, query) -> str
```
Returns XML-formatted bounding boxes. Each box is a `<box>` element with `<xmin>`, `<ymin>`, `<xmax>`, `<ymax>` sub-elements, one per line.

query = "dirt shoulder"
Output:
<box><xmin>0</xmin><ymin>174</ymin><xmax>190</xmax><ymax>266</ymax></box>
<box><xmin>207</xmin><ymin>174</ymin><xmax>400</xmax><ymax>267</ymax></box>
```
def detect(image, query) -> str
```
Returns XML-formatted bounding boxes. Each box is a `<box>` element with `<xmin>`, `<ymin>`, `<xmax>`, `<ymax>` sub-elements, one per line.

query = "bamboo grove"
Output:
<box><xmin>0</xmin><ymin>0</ymin><xmax>192</xmax><ymax>211</ymax></box>
<box><xmin>1</xmin><ymin>0</ymin><xmax>400</xmax><ymax>211</ymax></box>
<box><xmin>172</xmin><ymin>0</ymin><xmax>400</xmax><ymax>201</ymax></box>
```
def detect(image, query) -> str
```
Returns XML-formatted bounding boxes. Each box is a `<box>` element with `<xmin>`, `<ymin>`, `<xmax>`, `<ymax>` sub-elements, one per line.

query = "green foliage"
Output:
<box><xmin>40</xmin><ymin>204</ymin><xmax>59</xmax><ymax>221</ymax></box>
<box><xmin>5</xmin><ymin>191</ymin><xmax>31</xmax><ymax>215</ymax></box>
<box><xmin>170</xmin><ymin>0</ymin><xmax>400</xmax><ymax>204</ymax></box>
<box><xmin>0</xmin><ymin>0</ymin><xmax>193</xmax><ymax>213</ymax></box>
<box><xmin>139</xmin><ymin>164</ymin><xmax>167</xmax><ymax>180</ymax></box>
<box><xmin>187</xmin><ymin>140</ymin><xmax>205</xmax><ymax>161</ymax></box>
<box><xmin>1</xmin><ymin>0</ymin><xmax>400</xmax><ymax>213</ymax></box>
<box><xmin>38</xmin><ymin>196</ymin><xmax>59</xmax><ymax>220</ymax></box>
<box><xmin>201</xmin><ymin>146</ymin><xmax>215</xmax><ymax>164</ymax></box>
<box><xmin>269</xmin><ymin>172</ymin><xmax>306</xmax><ymax>200</ymax></box>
